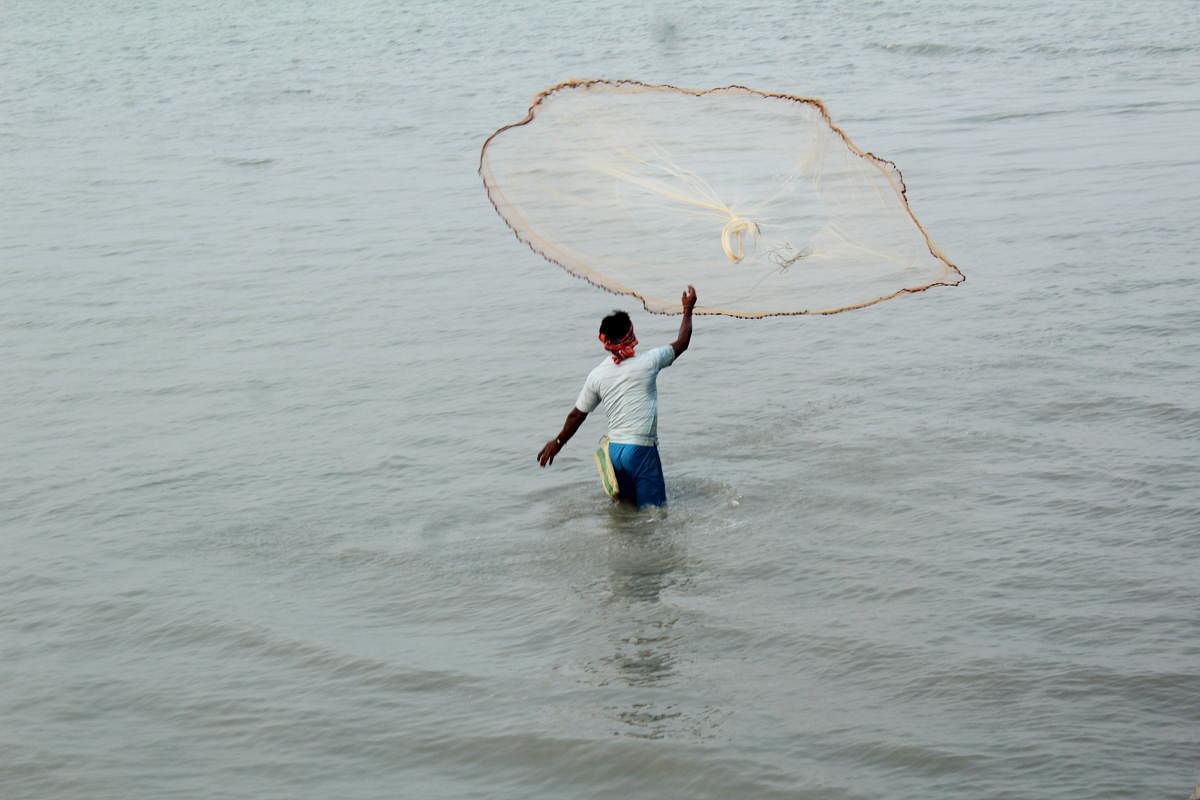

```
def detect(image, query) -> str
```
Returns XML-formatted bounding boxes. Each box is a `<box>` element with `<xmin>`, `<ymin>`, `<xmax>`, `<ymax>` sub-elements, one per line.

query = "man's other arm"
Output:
<box><xmin>537</xmin><ymin>407</ymin><xmax>588</xmax><ymax>467</ymax></box>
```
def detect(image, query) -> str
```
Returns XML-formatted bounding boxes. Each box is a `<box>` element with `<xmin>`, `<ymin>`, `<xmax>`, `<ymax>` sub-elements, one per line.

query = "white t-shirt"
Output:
<box><xmin>574</xmin><ymin>345</ymin><xmax>676</xmax><ymax>446</ymax></box>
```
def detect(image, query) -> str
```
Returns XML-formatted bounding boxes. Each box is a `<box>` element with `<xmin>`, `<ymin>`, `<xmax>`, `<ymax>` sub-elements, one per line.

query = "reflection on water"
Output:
<box><xmin>599</xmin><ymin>508</ymin><xmax>691</xmax><ymax>738</ymax></box>
<box><xmin>549</xmin><ymin>481</ymin><xmax>739</xmax><ymax>740</ymax></box>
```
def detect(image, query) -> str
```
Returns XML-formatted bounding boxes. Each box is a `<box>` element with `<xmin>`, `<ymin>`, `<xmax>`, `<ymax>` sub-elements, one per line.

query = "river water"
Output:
<box><xmin>3</xmin><ymin>1</ymin><xmax>1198</xmax><ymax>798</ymax></box>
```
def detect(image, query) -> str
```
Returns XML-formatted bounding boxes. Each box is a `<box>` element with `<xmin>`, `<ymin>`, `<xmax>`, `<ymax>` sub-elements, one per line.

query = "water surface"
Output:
<box><xmin>2</xmin><ymin>1</ymin><xmax>1198</xmax><ymax>798</ymax></box>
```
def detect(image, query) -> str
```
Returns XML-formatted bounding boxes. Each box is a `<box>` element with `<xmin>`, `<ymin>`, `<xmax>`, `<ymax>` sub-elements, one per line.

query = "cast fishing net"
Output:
<box><xmin>480</xmin><ymin>80</ymin><xmax>963</xmax><ymax>318</ymax></box>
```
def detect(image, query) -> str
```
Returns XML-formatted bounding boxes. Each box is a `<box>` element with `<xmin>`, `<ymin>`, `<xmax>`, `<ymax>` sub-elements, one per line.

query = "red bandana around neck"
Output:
<box><xmin>599</xmin><ymin>328</ymin><xmax>638</xmax><ymax>364</ymax></box>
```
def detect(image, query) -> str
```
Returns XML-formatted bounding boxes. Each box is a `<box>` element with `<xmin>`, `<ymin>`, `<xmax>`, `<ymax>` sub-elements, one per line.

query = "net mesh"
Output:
<box><xmin>480</xmin><ymin>80</ymin><xmax>963</xmax><ymax>318</ymax></box>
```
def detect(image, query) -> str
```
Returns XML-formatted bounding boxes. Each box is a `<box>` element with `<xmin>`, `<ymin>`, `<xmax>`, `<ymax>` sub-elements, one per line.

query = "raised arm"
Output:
<box><xmin>537</xmin><ymin>407</ymin><xmax>588</xmax><ymax>467</ymax></box>
<box><xmin>671</xmin><ymin>284</ymin><xmax>697</xmax><ymax>358</ymax></box>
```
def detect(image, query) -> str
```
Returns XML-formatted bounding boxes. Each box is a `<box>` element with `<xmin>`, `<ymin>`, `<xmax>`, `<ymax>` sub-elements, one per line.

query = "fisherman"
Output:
<box><xmin>537</xmin><ymin>285</ymin><xmax>697</xmax><ymax>507</ymax></box>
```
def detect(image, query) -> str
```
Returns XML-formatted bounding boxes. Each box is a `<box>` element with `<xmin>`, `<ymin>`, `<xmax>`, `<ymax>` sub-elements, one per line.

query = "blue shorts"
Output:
<box><xmin>608</xmin><ymin>442</ymin><xmax>667</xmax><ymax>508</ymax></box>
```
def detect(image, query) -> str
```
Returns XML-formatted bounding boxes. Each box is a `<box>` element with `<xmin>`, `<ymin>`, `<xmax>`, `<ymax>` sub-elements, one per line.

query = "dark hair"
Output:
<box><xmin>599</xmin><ymin>310</ymin><xmax>632</xmax><ymax>341</ymax></box>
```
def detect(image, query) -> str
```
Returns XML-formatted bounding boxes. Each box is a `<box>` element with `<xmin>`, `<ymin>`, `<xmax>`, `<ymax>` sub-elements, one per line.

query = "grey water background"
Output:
<box><xmin>3</xmin><ymin>0</ymin><xmax>1198</xmax><ymax>797</ymax></box>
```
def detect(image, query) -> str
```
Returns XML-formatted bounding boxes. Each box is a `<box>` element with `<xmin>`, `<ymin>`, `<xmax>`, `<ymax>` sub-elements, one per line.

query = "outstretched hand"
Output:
<box><xmin>537</xmin><ymin>439</ymin><xmax>560</xmax><ymax>467</ymax></box>
<box><xmin>537</xmin><ymin>408</ymin><xmax>588</xmax><ymax>469</ymax></box>
<box><xmin>681</xmin><ymin>284</ymin><xmax>697</xmax><ymax>312</ymax></box>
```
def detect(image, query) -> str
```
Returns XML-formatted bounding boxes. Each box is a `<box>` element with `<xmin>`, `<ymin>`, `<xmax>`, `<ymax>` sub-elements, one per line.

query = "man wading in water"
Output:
<box><xmin>537</xmin><ymin>285</ymin><xmax>697</xmax><ymax>508</ymax></box>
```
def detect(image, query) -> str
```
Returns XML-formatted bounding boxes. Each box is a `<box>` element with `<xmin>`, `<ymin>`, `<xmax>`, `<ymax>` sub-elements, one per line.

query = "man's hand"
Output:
<box><xmin>537</xmin><ymin>408</ymin><xmax>588</xmax><ymax>468</ymax></box>
<box><xmin>537</xmin><ymin>439</ymin><xmax>561</xmax><ymax>467</ymax></box>
<box><xmin>672</xmin><ymin>285</ymin><xmax>697</xmax><ymax>357</ymax></box>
